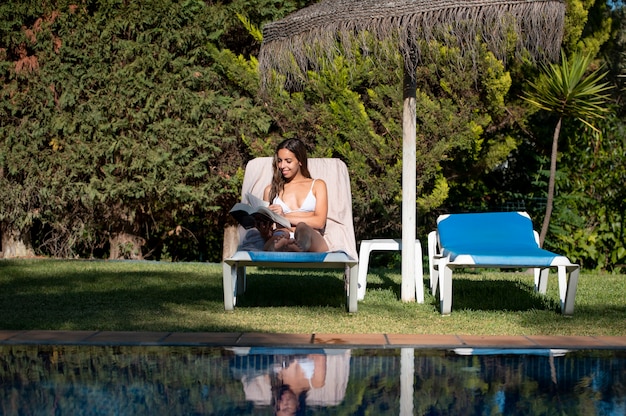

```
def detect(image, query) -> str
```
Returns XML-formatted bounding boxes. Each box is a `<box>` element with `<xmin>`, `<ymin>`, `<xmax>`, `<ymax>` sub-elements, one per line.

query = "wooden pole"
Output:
<box><xmin>401</xmin><ymin>66</ymin><xmax>417</xmax><ymax>302</ymax></box>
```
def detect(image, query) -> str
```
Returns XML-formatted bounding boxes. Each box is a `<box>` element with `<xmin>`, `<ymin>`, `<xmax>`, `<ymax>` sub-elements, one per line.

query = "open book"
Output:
<box><xmin>229</xmin><ymin>193</ymin><xmax>291</xmax><ymax>230</ymax></box>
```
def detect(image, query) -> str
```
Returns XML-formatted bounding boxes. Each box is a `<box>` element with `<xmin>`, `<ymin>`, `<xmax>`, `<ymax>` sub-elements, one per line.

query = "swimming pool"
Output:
<box><xmin>1</xmin><ymin>345</ymin><xmax>624</xmax><ymax>415</ymax></box>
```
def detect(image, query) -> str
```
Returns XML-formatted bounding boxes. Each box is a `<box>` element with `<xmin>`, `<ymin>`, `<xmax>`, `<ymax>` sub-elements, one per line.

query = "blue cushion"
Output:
<box><xmin>443</xmin><ymin>246</ymin><xmax>557</xmax><ymax>266</ymax></box>
<box><xmin>248</xmin><ymin>347</ymin><xmax>326</xmax><ymax>355</ymax></box>
<box><xmin>438</xmin><ymin>212</ymin><xmax>557</xmax><ymax>266</ymax></box>
<box><xmin>247</xmin><ymin>251</ymin><xmax>328</xmax><ymax>262</ymax></box>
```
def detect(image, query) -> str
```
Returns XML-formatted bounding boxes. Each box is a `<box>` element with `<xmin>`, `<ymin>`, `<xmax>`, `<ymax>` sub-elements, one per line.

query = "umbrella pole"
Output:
<box><xmin>401</xmin><ymin>66</ymin><xmax>417</xmax><ymax>302</ymax></box>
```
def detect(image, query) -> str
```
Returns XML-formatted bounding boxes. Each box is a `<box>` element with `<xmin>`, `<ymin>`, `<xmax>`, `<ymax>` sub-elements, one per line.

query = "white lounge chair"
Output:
<box><xmin>222</xmin><ymin>157</ymin><xmax>359</xmax><ymax>312</ymax></box>
<box><xmin>428</xmin><ymin>211</ymin><xmax>580</xmax><ymax>315</ymax></box>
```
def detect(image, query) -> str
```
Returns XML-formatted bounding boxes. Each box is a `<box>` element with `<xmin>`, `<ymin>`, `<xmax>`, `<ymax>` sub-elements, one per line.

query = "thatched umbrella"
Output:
<box><xmin>259</xmin><ymin>0</ymin><xmax>566</xmax><ymax>303</ymax></box>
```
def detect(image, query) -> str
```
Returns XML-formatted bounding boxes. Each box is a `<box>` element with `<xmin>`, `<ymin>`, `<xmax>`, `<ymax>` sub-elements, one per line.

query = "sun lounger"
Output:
<box><xmin>222</xmin><ymin>157</ymin><xmax>359</xmax><ymax>312</ymax></box>
<box><xmin>428</xmin><ymin>211</ymin><xmax>580</xmax><ymax>315</ymax></box>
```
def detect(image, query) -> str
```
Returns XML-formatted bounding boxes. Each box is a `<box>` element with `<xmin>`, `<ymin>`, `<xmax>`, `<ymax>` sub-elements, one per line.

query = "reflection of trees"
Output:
<box><xmin>410</xmin><ymin>350</ymin><xmax>626</xmax><ymax>416</ymax></box>
<box><xmin>0</xmin><ymin>345</ymin><xmax>250</xmax><ymax>415</ymax></box>
<box><xmin>345</xmin><ymin>349</ymin><xmax>626</xmax><ymax>415</ymax></box>
<box><xmin>342</xmin><ymin>349</ymin><xmax>402</xmax><ymax>415</ymax></box>
<box><xmin>1</xmin><ymin>346</ymin><xmax>624</xmax><ymax>415</ymax></box>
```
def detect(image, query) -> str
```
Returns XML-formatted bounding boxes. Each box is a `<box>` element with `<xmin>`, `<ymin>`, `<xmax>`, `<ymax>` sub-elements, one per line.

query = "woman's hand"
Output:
<box><xmin>255</xmin><ymin>218</ymin><xmax>274</xmax><ymax>240</ymax></box>
<box><xmin>268</xmin><ymin>203</ymin><xmax>285</xmax><ymax>216</ymax></box>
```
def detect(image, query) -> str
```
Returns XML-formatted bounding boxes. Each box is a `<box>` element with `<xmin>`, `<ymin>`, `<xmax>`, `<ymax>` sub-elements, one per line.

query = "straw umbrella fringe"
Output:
<box><xmin>259</xmin><ymin>0</ymin><xmax>565</xmax><ymax>87</ymax></box>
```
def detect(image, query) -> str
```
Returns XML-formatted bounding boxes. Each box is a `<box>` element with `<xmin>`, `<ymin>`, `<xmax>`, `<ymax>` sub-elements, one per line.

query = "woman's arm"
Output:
<box><xmin>263</xmin><ymin>184</ymin><xmax>272</xmax><ymax>203</ymax></box>
<box><xmin>309</xmin><ymin>354</ymin><xmax>327</xmax><ymax>389</ymax></box>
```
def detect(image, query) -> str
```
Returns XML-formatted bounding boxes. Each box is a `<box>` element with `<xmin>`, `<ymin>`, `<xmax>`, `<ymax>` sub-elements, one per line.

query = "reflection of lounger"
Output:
<box><xmin>453</xmin><ymin>348</ymin><xmax>569</xmax><ymax>357</ymax></box>
<box><xmin>232</xmin><ymin>348</ymin><xmax>351</xmax><ymax>407</ymax></box>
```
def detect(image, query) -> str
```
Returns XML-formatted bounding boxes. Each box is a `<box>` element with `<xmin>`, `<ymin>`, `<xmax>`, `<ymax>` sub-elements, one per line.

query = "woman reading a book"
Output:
<box><xmin>261</xmin><ymin>138</ymin><xmax>329</xmax><ymax>252</ymax></box>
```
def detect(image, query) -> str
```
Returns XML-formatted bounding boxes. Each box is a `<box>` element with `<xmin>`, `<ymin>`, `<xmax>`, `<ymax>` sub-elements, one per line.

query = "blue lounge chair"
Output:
<box><xmin>222</xmin><ymin>158</ymin><xmax>359</xmax><ymax>312</ymax></box>
<box><xmin>427</xmin><ymin>212</ymin><xmax>580</xmax><ymax>315</ymax></box>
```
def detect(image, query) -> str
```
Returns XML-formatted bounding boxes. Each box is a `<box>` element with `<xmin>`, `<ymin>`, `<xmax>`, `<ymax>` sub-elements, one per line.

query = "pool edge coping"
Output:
<box><xmin>1</xmin><ymin>330</ymin><xmax>625</xmax><ymax>350</ymax></box>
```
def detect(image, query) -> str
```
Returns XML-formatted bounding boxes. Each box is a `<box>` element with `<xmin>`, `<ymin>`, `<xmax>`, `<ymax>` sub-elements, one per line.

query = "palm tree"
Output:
<box><xmin>523</xmin><ymin>51</ymin><xmax>612</xmax><ymax>247</ymax></box>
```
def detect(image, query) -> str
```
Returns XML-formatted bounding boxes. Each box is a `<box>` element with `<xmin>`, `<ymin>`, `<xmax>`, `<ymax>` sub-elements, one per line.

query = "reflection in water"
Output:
<box><xmin>229</xmin><ymin>348</ymin><xmax>350</xmax><ymax>415</ymax></box>
<box><xmin>0</xmin><ymin>345</ymin><xmax>624</xmax><ymax>415</ymax></box>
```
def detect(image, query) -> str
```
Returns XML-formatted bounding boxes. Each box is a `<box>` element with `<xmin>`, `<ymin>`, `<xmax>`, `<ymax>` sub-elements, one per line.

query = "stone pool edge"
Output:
<box><xmin>1</xmin><ymin>330</ymin><xmax>625</xmax><ymax>350</ymax></box>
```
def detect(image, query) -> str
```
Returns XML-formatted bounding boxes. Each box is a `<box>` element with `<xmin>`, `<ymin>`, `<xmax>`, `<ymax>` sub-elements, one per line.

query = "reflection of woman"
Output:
<box><xmin>261</xmin><ymin>138</ymin><xmax>329</xmax><ymax>252</ymax></box>
<box><xmin>233</xmin><ymin>349</ymin><xmax>350</xmax><ymax>411</ymax></box>
<box><xmin>271</xmin><ymin>354</ymin><xmax>327</xmax><ymax>416</ymax></box>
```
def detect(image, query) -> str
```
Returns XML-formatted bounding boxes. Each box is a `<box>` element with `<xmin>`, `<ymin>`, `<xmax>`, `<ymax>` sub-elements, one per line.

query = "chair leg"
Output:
<box><xmin>236</xmin><ymin>266</ymin><xmax>246</xmax><ymax>296</ymax></box>
<box><xmin>536</xmin><ymin>268</ymin><xmax>549</xmax><ymax>294</ymax></box>
<box><xmin>440</xmin><ymin>263</ymin><xmax>453</xmax><ymax>315</ymax></box>
<box><xmin>357</xmin><ymin>241</ymin><xmax>373</xmax><ymax>301</ymax></box>
<box><xmin>222</xmin><ymin>262</ymin><xmax>236</xmax><ymax>311</ymax></box>
<box><xmin>415</xmin><ymin>241</ymin><xmax>424</xmax><ymax>303</ymax></box>
<box><xmin>557</xmin><ymin>266</ymin><xmax>566</xmax><ymax>306</ymax></box>
<box><xmin>347</xmin><ymin>264</ymin><xmax>359</xmax><ymax>313</ymax></box>
<box><xmin>429</xmin><ymin>255</ymin><xmax>445</xmax><ymax>300</ymax></box>
<box><xmin>427</xmin><ymin>231</ymin><xmax>439</xmax><ymax>294</ymax></box>
<box><xmin>561</xmin><ymin>266</ymin><xmax>580</xmax><ymax>315</ymax></box>
<box><xmin>533</xmin><ymin>267</ymin><xmax>540</xmax><ymax>289</ymax></box>
<box><xmin>430</xmin><ymin>264</ymin><xmax>439</xmax><ymax>295</ymax></box>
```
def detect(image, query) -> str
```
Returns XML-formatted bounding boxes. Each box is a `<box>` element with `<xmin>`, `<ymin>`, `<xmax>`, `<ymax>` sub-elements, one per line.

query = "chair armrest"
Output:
<box><xmin>427</xmin><ymin>231</ymin><xmax>440</xmax><ymax>259</ymax></box>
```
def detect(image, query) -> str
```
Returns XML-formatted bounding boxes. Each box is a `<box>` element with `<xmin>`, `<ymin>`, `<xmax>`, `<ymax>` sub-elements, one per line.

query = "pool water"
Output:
<box><xmin>1</xmin><ymin>345</ymin><xmax>624</xmax><ymax>415</ymax></box>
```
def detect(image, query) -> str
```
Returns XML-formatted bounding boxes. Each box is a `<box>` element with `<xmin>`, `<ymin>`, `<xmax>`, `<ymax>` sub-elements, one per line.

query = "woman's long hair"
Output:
<box><xmin>270</xmin><ymin>354</ymin><xmax>308</xmax><ymax>416</ymax></box>
<box><xmin>269</xmin><ymin>139</ymin><xmax>311</xmax><ymax>203</ymax></box>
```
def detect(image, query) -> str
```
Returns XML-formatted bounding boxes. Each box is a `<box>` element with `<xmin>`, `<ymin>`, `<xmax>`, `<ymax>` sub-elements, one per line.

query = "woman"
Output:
<box><xmin>262</xmin><ymin>138</ymin><xmax>329</xmax><ymax>252</ymax></box>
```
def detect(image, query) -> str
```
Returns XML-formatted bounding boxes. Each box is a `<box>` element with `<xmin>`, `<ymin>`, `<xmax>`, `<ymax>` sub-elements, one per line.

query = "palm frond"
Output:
<box><xmin>523</xmin><ymin>50</ymin><xmax>612</xmax><ymax>127</ymax></box>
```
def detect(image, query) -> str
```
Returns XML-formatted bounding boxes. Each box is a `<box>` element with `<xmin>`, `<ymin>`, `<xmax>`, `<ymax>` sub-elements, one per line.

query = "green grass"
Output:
<box><xmin>0</xmin><ymin>259</ymin><xmax>624</xmax><ymax>335</ymax></box>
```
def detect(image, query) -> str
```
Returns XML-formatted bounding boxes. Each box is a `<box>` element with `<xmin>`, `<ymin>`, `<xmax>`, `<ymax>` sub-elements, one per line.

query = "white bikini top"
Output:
<box><xmin>273</xmin><ymin>179</ymin><xmax>317</xmax><ymax>214</ymax></box>
<box><xmin>297</xmin><ymin>358</ymin><xmax>315</xmax><ymax>383</ymax></box>
<box><xmin>273</xmin><ymin>357</ymin><xmax>316</xmax><ymax>388</ymax></box>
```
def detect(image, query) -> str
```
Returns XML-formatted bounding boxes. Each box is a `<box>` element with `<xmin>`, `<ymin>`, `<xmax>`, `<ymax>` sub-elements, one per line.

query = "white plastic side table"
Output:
<box><xmin>357</xmin><ymin>239</ymin><xmax>424</xmax><ymax>303</ymax></box>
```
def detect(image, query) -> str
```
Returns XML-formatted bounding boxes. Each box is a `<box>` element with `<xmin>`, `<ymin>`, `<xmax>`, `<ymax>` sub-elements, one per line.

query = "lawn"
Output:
<box><xmin>0</xmin><ymin>259</ymin><xmax>624</xmax><ymax>335</ymax></box>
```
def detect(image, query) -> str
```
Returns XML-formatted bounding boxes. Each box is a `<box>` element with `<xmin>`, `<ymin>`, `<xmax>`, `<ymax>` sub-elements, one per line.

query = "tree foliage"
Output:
<box><xmin>0</xmin><ymin>0</ymin><xmax>624</xmax><ymax>269</ymax></box>
<box><xmin>549</xmin><ymin>114</ymin><xmax>626</xmax><ymax>270</ymax></box>
<box><xmin>1</xmin><ymin>0</ymin><xmax>270</xmax><ymax>260</ymax></box>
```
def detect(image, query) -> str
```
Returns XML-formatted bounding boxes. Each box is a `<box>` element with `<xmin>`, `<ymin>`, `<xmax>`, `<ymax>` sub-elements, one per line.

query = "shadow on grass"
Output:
<box><xmin>441</xmin><ymin>277</ymin><xmax>561</xmax><ymax>313</ymax></box>
<box><xmin>0</xmin><ymin>261</ymin><xmax>352</xmax><ymax>332</ymax></box>
<box><xmin>361</xmin><ymin>268</ymin><xmax>558</xmax><ymax>313</ymax></box>
<box><xmin>0</xmin><ymin>263</ymin><xmax>227</xmax><ymax>331</ymax></box>
<box><xmin>361</xmin><ymin>269</ymin><xmax>402</xmax><ymax>299</ymax></box>
<box><xmin>235</xmin><ymin>268</ymin><xmax>345</xmax><ymax>308</ymax></box>
<box><xmin>7</xmin><ymin>260</ymin><xmax>622</xmax><ymax>334</ymax></box>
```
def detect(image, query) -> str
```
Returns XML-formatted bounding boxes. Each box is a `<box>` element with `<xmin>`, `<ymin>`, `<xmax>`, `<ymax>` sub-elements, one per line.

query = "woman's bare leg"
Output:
<box><xmin>294</xmin><ymin>223</ymin><xmax>328</xmax><ymax>252</ymax></box>
<box><xmin>270</xmin><ymin>235</ymin><xmax>301</xmax><ymax>252</ymax></box>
